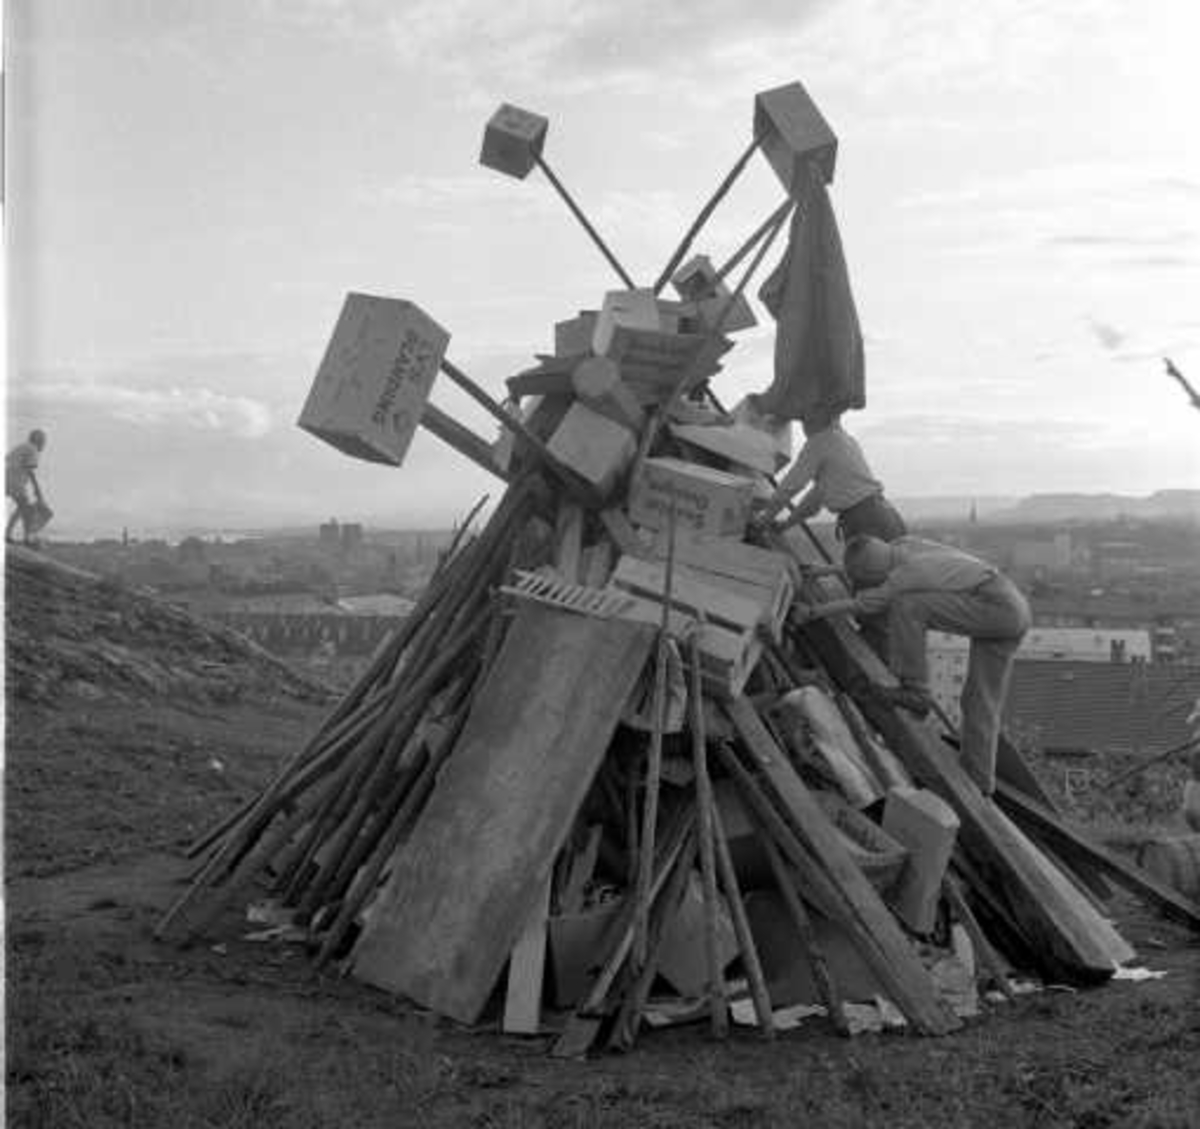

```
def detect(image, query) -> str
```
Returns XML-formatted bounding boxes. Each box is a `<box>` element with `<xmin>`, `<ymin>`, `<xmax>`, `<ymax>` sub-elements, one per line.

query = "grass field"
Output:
<box><xmin>6</xmin><ymin>691</ymin><xmax>1199</xmax><ymax>1129</ymax></box>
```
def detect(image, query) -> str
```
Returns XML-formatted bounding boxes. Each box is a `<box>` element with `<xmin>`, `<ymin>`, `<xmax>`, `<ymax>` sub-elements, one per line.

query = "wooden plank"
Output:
<box><xmin>995</xmin><ymin>783</ymin><xmax>1200</xmax><ymax>930</ymax></box>
<box><xmin>350</xmin><ymin>604</ymin><xmax>655</xmax><ymax>1022</ymax></box>
<box><xmin>725</xmin><ymin>698</ymin><xmax>959</xmax><ymax>1035</ymax></box>
<box><xmin>420</xmin><ymin>403</ymin><xmax>509</xmax><ymax>481</ymax></box>
<box><xmin>503</xmin><ymin>876</ymin><xmax>552</xmax><ymax>1034</ymax></box>
<box><xmin>799</xmin><ymin>614</ymin><xmax>1134</xmax><ymax>983</ymax></box>
<box><xmin>554</xmin><ymin>502</ymin><xmax>585</xmax><ymax>582</ymax></box>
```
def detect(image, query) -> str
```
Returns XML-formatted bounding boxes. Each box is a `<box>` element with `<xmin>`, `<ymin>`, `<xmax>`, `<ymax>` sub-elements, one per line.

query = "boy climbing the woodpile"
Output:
<box><xmin>791</xmin><ymin>534</ymin><xmax>1031</xmax><ymax>796</ymax></box>
<box><xmin>754</xmin><ymin>407</ymin><xmax>906</xmax><ymax>542</ymax></box>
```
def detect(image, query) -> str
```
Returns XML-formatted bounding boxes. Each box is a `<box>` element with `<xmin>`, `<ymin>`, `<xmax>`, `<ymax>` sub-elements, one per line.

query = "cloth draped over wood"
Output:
<box><xmin>755</xmin><ymin>181</ymin><xmax>865</xmax><ymax>422</ymax></box>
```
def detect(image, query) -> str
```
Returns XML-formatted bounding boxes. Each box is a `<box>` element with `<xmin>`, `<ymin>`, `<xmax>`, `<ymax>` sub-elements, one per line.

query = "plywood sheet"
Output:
<box><xmin>351</xmin><ymin>604</ymin><xmax>654</xmax><ymax>1022</ymax></box>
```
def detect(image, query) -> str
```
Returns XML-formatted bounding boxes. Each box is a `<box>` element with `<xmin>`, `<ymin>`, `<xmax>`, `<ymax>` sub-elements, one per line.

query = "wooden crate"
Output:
<box><xmin>627</xmin><ymin>457</ymin><xmax>756</xmax><ymax>539</ymax></box>
<box><xmin>298</xmin><ymin>292</ymin><xmax>449</xmax><ymax>466</ymax></box>
<box><xmin>754</xmin><ymin>80</ymin><xmax>838</xmax><ymax>193</ymax></box>
<box><xmin>609</xmin><ymin>544</ymin><xmax>792</xmax><ymax>698</ymax></box>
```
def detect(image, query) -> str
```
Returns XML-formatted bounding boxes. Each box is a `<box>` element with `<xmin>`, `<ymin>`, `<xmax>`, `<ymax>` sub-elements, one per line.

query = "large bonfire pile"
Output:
<box><xmin>158</xmin><ymin>80</ymin><xmax>1200</xmax><ymax>1055</ymax></box>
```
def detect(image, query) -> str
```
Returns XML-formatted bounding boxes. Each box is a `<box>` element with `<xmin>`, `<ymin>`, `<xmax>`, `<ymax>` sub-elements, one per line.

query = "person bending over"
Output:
<box><xmin>791</xmin><ymin>534</ymin><xmax>1030</xmax><ymax>796</ymax></box>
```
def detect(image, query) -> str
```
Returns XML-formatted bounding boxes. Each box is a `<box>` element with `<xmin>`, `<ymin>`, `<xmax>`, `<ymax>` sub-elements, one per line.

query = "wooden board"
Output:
<box><xmin>726</xmin><ymin>698</ymin><xmax>959</xmax><ymax>1035</ymax></box>
<box><xmin>351</xmin><ymin>604</ymin><xmax>655</xmax><ymax>1022</ymax></box>
<box><xmin>800</xmin><ymin>613</ymin><xmax>1133</xmax><ymax>983</ymax></box>
<box><xmin>995</xmin><ymin>783</ymin><xmax>1200</xmax><ymax>930</ymax></box>
<box><xmin>503</xmin><ymin>876</ymin><xmax>552</xmax><ymax>1034</ymax></box>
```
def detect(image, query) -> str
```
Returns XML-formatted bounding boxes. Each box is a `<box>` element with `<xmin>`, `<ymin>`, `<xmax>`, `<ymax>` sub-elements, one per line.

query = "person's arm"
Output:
<box><xmin>791</xmin><ymin>596</ymin><xmax>859</xmax><ymax>624</ymax></box>
<box><xmin>28</xmin><ymin>470</ymin><xmax>44</xmax><ymax>504</ymax></box>
<box><xmin>757</xmin><ymin>437</ymin><xmax>822</xmax><ymax>521</ymax></box>
<box><xmin>791</xmin><ymin>581</ymin><xmax>892</xmax><ymax>625</ymax></box>
<box><xmin>778</xmin><ymin>485</ymin><xmax>823</xmax><ymax>527</ymax></box>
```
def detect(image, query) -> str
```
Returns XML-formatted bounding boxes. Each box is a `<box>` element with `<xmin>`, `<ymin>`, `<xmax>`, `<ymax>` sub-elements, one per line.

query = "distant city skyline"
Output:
<box><xmin>5</xmin><ymin>1</ymin><xmax>1199</xmax><ymax>536</ymax></box>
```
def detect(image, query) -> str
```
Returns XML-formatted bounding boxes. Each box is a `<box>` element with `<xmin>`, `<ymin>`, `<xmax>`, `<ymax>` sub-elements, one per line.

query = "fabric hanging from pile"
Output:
<box><xmin>756</xmin><ymin>179</ymin><xmax>865</xmax><ymax>421</ymax></box>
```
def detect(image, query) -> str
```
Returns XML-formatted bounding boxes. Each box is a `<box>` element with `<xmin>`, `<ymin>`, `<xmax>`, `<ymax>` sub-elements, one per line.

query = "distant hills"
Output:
<box><xmin>897</xmin><ymin>490</ymin><xmax>1200</xmax><ymax>525</ymax></box>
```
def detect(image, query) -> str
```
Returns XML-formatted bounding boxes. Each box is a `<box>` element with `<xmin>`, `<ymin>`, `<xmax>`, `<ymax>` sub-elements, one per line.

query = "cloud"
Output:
<box><xmin>13</xmin><ymin>376</ymin><xmax>274</xmax><ymax>439</ymax></box>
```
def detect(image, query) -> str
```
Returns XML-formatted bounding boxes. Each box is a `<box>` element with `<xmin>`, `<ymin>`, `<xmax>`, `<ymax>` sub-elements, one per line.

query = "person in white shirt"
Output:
<box><xmin>792</xmin><ymin>534</ymin><xmax>1031</xmax><ymax>796</ymax></box>
<box><xmin>6</xmin><ymin>429</ymin><xmax>48</xmax><ymax>546</ymax></box>
<box><xmin>756</xmin><ymin>408</ymin><xmax>906</xmax><ymax>542</ymax></box>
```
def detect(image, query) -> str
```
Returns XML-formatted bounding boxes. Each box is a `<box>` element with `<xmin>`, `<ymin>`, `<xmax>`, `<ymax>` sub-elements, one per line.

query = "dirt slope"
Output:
<box><xmin>4</xmin><ymin>546</ymin><xmax>333</xmax><ymax>708</ymax></box>
<box><xmin>4</xmin><ymin>547</ymin><xmax>335</xmax><ymax>876</ymax></box>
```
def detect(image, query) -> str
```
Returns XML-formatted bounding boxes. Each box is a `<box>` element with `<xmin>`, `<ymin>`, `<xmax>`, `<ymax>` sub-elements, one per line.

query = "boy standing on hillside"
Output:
<box><xmin>6</xmin><ymin>429</ymin><xmax>50</xmax><ymax>546</ymax></box>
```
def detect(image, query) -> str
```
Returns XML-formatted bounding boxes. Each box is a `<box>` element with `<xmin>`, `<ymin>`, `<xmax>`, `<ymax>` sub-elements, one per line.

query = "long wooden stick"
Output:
<box><xmin>759</xmin><ymin>829</ymin><xmax>850</xmax><ymax>1035</ymax></box>
<box><xmin>633</xmin><ymin>501</ymin><xmax>678</xmax><ymax>964</ymax></box>
<box><xmin>714</xmin><ymin>196</ymin><xmax>795</xmax><ymax>285</ymax></box>
<box><xmin>535</xmin><ymin>153</ymin><xmax>635</xmax><ymax>288</ymax></box>
<box><xmin>608</xmin><ymin>833</ymin><xmax>699</xmax><ymax>1051</ymax></box>
<box><xmin>653</xmin><ymin>135</ymin><xmax>762</xmax><ymax>295</ymax></box>
<box><xmin>710</xmin><ymin>797</ymin><xmax>775</xmax><ymax>1038</ymax></box>
<box><xmin>943</xmin><ymin>872</ymin><xmax>1015</xmax><ymax>1001</ymax></box>
<box><xmin>687</xmin><ymin>630</ymin><xmax>729</xmax><ymax>1037</ymax></box>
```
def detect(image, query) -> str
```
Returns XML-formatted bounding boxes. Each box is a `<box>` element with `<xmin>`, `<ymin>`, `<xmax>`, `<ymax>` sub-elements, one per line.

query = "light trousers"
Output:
<box><xmin>887</xmin><ymin>575</ymin><xmax>1031</xmax><ymax>794</ymax></box>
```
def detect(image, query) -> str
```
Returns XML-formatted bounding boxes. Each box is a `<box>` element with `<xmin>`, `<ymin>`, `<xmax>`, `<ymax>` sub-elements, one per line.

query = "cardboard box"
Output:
<box><xmin>298</xmin><ymin>293</ymin><xmax>449</xmax><ymax>466</ymax></box>
<box><xmin>554</xmin><ymin>311</ymin><xmax>598</xmax><ymax>357</ymax></box>
<box><xmin>671</xmin><ymin>255</ymin><xmax>757</xmax><ymax>334</ymax></box>
<box><xmin>753</xmin><ymin>80</ymin><xmax>838</xmax><ymax>193</ymax></box>
<box><xmin>745</xmin><ymin>891</ymin><xmax>886</xmax><ymax>1007</ymax></box>
<box><xmin>547</xmin><ymin>898</ymin><xmax>624</xmax><ymax>1008</ymax></box>
<box><xmin>480</xmin><ymin>103</ymin><xmax>549</xmax><ymax>180</ymax></box>
<box><xmin>627</xmin><ymin>457</ymin><xmax>755</xmax><ymax>539</ymax></box>
<box><xmin>592</xmin><ymin>288</ymin><xmax>662</xmax><ymax>355</ymax></box>
<box><xmin>609</xmin><ymin>542</ymin><xmax>792</xmax><ymax>698</ymax></box>
<box><xmin>657</xmin><ymin>872</ymin><xmax>739</xmax><ymax>997</ymax></box>
<box><xmin>546</xmin><ymin>401</ymin><xmax>637</xmax><ymax>496</ymax></box>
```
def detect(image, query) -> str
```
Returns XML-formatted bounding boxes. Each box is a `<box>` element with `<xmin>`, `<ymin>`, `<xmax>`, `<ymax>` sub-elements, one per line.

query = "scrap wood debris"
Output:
<box><xmin>157</xmin><ymin>80</ymin><xmax>1200</xmax><ymax>1055</ymax></box>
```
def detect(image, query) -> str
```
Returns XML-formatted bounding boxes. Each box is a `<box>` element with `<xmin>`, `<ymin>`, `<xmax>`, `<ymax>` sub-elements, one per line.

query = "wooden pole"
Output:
<box><xmin>710</xmin><ymin>797</ymin><xmax>775</xmax><ymax>1038</ymax></box>
<box><xmin>439</xmin><ymin>359</ymin><xmax>600</xmax><ymax>506</ymax></box>
<box><xmin>714</xmin><ymin>196</ymin><xmax>795</xmax><ymax>285</ymax></box>
<box><xmin>687</xmin><ymin>629</ymin><xmax>729</xmax><ymax>1037</ymax></box>
<box><xmin>633</xmin><ymin>500</ymin><xmax>678</xmax><ymax>965</ymax></box>
<box><xmin>653</xmin><ymin>135</ymin><xmax>761</xmax><ymax>295</ymax></box>
<box><xmin>758</xmin><ymin>829</ymin><xmax>850</xmax><ymax>1036</ymax></box>
<box><xmin>943</xmin><ymin>872</ymin><xmax>1016</xmax><ymax>1001</ymax></box>
<box><xmin>534</xmin><ymin>153</ymin><xmax>635</xmax><ymax>288</ymax></box>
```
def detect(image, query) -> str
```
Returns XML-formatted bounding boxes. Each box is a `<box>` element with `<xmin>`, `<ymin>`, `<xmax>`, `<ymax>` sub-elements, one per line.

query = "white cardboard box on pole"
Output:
<box><xmin>299</xmin><ymin>293</ymin><xmax>450</xmax><ymax>467</ymax></box>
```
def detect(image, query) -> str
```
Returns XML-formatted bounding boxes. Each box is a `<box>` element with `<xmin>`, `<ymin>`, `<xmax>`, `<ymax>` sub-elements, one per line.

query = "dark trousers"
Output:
<box><xmin>888</xmin><ymin>574</ymin><xmax>1031</xmax><ymax>794</ymax></box>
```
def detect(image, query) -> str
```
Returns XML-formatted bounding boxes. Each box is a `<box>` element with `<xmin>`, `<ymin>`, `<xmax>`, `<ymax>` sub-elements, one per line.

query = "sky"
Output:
<box><xmin>4</xmin><ymin>0</ymin><xmax>1199</xmax><ymax>538</ymax></box>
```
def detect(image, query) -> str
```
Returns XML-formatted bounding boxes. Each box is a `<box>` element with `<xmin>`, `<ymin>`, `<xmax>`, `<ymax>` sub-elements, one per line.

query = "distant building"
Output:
<box><xmin>1011</xmin><ymin>532</ymin><xmax>1074</xmax><ymax>574</ymax></box>
<box><xmin>319</xmin><ymin>518</ymin><xmax>340</xmax><ymax>547</ymax></box>
<box><xmin>928</xmin><ymin>626</ymin><xmax>1153</xmax><ymax>726</ymax></box>
<box><xmin>341</xmin><ymin>522</ymin><xmax>364</xmax><ymax>551</ymax></box>
<box><xmin>1093</xmin><ymin>540</ymin><xmax>1142</xmax><ymax>580</ymax></box>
